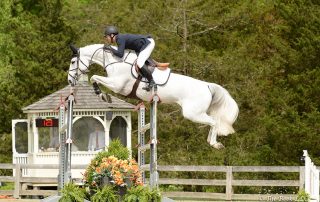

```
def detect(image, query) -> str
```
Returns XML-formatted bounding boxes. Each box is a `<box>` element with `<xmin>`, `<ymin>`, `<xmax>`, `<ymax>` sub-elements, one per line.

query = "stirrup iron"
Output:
<box><xmin>142</xmin><ymin>80</ymin><xmax>156</xmax><ymax>92</ymax></box>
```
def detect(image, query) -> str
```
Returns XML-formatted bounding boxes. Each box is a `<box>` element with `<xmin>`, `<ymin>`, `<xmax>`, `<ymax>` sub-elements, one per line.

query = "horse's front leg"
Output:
<box><xmin>90</xmin><ymin>82</ymin><xmax>110</xmax><ymax>103</ymax></box>
<box><xmin>90</xmin><ymin>75</ymin><xmax>121</xmax><ymax>93</ymax></box>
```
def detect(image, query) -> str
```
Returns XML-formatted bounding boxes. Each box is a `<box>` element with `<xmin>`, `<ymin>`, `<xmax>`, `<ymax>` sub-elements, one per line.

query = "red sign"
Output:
<box><xmin>36</xmin><ymin>118</ymin><xmax>59</xmax><ymax>127</ymax></box>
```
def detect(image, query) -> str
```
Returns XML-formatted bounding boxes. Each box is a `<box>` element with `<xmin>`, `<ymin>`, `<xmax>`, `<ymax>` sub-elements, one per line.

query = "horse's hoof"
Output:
<box><xmin>211</xmin><ymin>142</ymin><xmax>225</xmax><ymax>150</ymax></box>
<box><xmin>93</xmin><ymin>82</ymin><xmax>101</xmax><ymax>95</ymax></box>
<box><xmin>106</xmin><ymin>94</ymin><xmax>112</xmax><ymax>103</ymax></box>
<box><xmin>99</xmin><ymin>93</ymin><xmax>112</xmax><ymax>103</ymax></box>
<box><xmin>100</xmin><ymin>93</ymin><xmax>107</xmax><ymax>102</ymax></box>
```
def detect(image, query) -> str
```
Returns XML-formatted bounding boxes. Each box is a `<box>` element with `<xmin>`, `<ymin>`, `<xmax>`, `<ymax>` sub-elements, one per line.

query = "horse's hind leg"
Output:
<box><xmin>182</xmin><ymin>104</ymin><xmax>224</xmax><ymax>149</ymax></box>
<box><xmin>207</xmin><ymin>127</ymin><xmax>224</xmax><ymax>149</ymax></box>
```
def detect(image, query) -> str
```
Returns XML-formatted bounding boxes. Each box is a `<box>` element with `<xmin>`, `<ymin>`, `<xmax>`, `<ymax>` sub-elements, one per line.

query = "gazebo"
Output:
<box><xmin>12</xmin><ymin>77</ymin><xmax>135</xmax><ymax>178</ymax></box>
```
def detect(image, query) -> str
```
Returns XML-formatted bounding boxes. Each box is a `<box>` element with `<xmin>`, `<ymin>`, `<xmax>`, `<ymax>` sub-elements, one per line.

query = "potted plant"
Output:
<box><xmin>84</xmin><ymin>155</ymin><xmax>143</xmax><ymax>189</ymax></box>
<box><xmin>81</xmin><ymin>139</ymin><xmax>161</xmax><ymax>201</ymax></box>
<box><xmin>83</xmin><ymin>140</ymin><xmax>143</xmax><ymax>199</ymax></box>
<box><xmin>83</xmin><ymin>139</ymin><xmax>130</xmax><ymax>191</ymax></box>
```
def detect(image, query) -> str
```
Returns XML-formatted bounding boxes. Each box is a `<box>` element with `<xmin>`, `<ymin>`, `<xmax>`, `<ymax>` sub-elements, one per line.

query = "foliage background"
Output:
<box><xmin>0</xmin><ymin>0</ymin><xmax>319</xmax><ymax>169</ymax></box>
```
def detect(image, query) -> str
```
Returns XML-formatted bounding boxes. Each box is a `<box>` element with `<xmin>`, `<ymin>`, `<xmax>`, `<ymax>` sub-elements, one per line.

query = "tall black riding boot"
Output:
<box><xmin>140</xmin><ymin>65</ymin><xmax>155</xmax><ymax>91</ymax></box>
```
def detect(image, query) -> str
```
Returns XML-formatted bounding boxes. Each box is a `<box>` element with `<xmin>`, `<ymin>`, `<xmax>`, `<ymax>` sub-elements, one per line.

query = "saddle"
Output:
<box><xmin>127</xmin><ymin>59</ymin><xmax>171</xmax><ymax>99</ymax></box>
<box><xmin>146</xmin><ymin>58</ymin><xmax>170</xmax><ymax>70</ymax></box>
<box><xmin>134</xmin><ymin>58</ymin><xmax>169</xmax><ymax>75</ymax></box>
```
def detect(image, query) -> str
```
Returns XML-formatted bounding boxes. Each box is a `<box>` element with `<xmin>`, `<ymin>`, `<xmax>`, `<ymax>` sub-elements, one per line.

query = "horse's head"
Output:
<box><xmin>67</xmin><ymin>45</ymin><xmax>80</xmax><ymax>86</ymax></box>
<box><xmin>67</xmin><ymin>44</ymin><xmax>133</xmax><ymax>86</ymax></box>
<box><xmin>67</xmin><ymin>44</ymin><xmax>104</xmax><ymax>86</ymax></box>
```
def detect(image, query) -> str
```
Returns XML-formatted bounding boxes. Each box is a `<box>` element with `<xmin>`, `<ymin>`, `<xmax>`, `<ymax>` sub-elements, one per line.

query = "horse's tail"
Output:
<box><xmin>207</xmin><ymin>83</ymin><xmax>239</xmax><ymax>136</ymax></box>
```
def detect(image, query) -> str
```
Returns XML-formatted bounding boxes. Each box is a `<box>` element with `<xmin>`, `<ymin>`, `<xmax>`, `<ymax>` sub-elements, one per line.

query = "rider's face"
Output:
<box><xmin>105</xmin><ymin>35</ymin><xmax>113</xmax><ymax>43</ymax></box>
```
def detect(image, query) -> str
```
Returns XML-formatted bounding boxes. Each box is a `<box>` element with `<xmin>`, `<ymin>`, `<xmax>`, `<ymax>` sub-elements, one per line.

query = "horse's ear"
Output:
<box><xmin>69</xmin><ymin>44</ymin><xmax>79</xmax><ymax>57</ymax></box>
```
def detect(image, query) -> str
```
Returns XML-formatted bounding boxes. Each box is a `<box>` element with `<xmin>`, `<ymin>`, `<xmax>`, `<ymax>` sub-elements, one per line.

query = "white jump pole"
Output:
<box><xmin>58</xmin><ymin>92</ymin><xmax>75</xmax><ymax>192</ymax></box>
<box><xmin>58</xmin><ymin>102</ymin><xmax>66</xmax><ymax>192</ymax></box>
<box><xmin>150</xmin><ymin>86</ymin><xmax>159</xmax><ymax>188</ymax></box>
<box><xmin>137</xmin><ymin>86</ymin><xmax>159</xmax><ymax>189</ymax></box>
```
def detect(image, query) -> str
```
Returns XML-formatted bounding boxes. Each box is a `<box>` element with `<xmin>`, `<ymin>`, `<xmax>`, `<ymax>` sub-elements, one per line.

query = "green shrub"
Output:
<box><xmin>95</xmin><ymin>139</ymin><xmax>130</xmax><ymax>162</ymax></box>
<box><xmin>59</xmin><ymin>183</ymin><xmax>86</xmax><ymax>202</ymax></box>
<box><xmin>91</xmin><ymin>185</ymin><xmax>118</xmax><ymax>202</ymax></box>
<box><xmin>297</xmin><ymin>190</ymin><xmax>310</xmax><ymax>202</ymax></box>
<box><xmin>124</xmin><ymin>186</ymin><xmax>147</xmax><ymax>202</ymax></box>
<box><xmin>144</xmin><ymin>187</ymin><xmax>161</xmax><ymax>202</ymax></box>
<box><xmin>124</xmin><ymin>186</ymin><xmax>161</xmax><ymax>202</ymax></box>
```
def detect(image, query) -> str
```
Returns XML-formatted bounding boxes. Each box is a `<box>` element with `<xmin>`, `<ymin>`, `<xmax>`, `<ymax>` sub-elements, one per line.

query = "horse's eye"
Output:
<box><xmin>71</xmin><ymin>61</ymin><xmax>75</xmax><ymax>64</ymax></box>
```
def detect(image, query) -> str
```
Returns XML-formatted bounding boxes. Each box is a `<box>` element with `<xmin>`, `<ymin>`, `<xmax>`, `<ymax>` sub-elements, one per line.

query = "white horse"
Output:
<box><xmin>68</xmin><ymin>44</ymin><xmax>239</xmax><ymax>149</ymax></box>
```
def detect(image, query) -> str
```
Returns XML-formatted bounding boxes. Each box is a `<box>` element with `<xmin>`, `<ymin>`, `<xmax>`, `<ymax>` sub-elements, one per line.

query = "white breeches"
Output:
<box><xmin>136</xmin><ymin>38</ymin><xmax>155</xmax><ymax>68</ymax></box>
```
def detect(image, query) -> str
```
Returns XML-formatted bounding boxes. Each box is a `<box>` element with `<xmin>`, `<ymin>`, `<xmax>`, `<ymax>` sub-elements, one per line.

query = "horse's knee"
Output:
<box><xmin>90</xmin><ymin>75</ymin><xmax>97</xmax><ymax>83</ymax></box>
<box><xmin>90</xmin><ymin>75</ymin><xmax>107</xmax><ymax>85</ymax></box>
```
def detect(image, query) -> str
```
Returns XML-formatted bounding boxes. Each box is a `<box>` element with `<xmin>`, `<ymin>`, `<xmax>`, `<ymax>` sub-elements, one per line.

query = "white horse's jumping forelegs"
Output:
<box><xmin>90</xmin><ymin>75</ymin><xmax>120</xmax><ymax>93</ymax></box>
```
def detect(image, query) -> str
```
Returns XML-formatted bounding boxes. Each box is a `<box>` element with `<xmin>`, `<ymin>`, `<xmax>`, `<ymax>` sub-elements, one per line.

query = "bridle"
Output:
<box><xmin>68</xmin><ymin>45</ymin><xmax>135</xmax><ymax>85</ymax></box>
<box><xmin>68</xmin><ymin>47</ymin><xmax>104</xmax><ymax>84</ymax></box>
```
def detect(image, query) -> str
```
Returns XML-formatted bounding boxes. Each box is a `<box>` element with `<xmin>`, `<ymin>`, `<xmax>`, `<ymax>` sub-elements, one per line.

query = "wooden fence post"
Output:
<box><xmin>14</xmin><ymin>164</ymin><xmax>21</xmax><ymax>199</ymax></box>
<box><xmin>226</xmin><ymin>166</ymin><xmax>233</xmax><ymax>201</ymax></box>
<box><xmin>299</xmin><ymin>166</ymin><xmax>305</xmax><ymax>190</ymax></box>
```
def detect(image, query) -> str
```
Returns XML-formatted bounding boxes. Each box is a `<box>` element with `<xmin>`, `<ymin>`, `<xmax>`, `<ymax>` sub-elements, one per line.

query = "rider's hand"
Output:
<box><xmin>103</xmin><ymin>44</ymin><xmax>111</xmax><ymax>51</ymax></box>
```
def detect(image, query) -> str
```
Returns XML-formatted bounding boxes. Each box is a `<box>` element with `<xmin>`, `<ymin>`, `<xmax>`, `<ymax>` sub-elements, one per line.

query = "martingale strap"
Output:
<box><xmin>126</xmin><ymin>74</ymin><xmax>142</xmax><ymax>99</ymax></box>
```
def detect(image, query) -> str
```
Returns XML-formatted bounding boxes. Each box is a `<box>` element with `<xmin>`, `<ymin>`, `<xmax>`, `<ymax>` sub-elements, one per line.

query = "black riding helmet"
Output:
<box><xmin>104</xmin><ymin>26</ymin><xmax>119</xmax><ymax>36</ymax></box>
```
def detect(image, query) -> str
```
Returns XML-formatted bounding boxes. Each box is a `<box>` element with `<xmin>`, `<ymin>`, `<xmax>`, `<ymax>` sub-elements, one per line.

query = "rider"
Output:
<box><xmin>104</xmin><ymin>25</ymin><xmax>155</xmax><ymax>91</ymax></box>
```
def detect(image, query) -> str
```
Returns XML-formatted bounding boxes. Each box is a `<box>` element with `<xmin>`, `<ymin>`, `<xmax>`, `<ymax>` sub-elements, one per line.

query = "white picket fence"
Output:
<box><xmin>304</xmin><ymin>150</ymin><xmax>320</xmax><ymax>202</ymax></box>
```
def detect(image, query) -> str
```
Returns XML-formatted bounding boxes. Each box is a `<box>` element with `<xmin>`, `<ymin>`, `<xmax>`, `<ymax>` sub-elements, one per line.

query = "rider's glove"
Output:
<box><xmin>103</xmin><ymin>44</ymin><xmax>112</xmax><ymax>51</ymax></box>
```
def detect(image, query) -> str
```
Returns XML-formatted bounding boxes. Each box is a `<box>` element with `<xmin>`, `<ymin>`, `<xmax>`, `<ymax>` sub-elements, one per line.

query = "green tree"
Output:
<box><xmin>1</xmin><ymin>0</ymin><xmax>319</xmax><ymax>168</ymax></box>
<box><xmin>0</xmin><ymin>0</ymin><xmax>77</xmax><ymax>134</ymax></box>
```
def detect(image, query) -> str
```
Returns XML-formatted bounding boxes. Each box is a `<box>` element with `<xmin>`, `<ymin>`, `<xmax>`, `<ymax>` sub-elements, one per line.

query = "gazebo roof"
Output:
<box><xmin>23</xmin><ymin>81</ymin><xmax>135</xmax><ymax>112</ymax></box>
